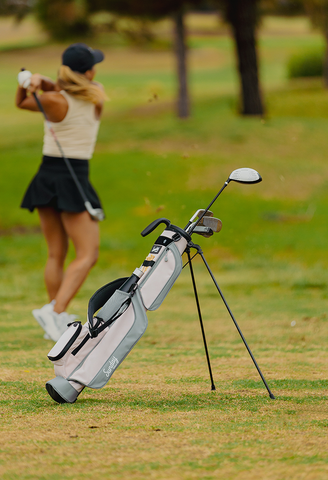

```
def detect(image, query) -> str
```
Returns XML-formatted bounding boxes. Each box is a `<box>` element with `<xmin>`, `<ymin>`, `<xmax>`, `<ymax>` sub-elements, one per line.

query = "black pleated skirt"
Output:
<box><xmin>21</xmin><ymin>156</ymin><xmax>103</xmax><ymax>213</ymax></box>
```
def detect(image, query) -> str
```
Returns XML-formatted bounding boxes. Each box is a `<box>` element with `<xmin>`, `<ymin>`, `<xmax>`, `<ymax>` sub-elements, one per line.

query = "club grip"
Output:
<box><xmin>141</xmin><ymin>218</ymin><xmax>170</xmax><ymax>237</ymax></box>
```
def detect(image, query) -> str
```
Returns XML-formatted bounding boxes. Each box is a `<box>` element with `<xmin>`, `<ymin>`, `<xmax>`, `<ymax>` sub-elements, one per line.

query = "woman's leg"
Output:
<box><xmin>53</xmin><ymin>210</ymin><xmax>99</xmax><ymax>313</ymax></box>
<box><xmin>37</xmin><ymin>207</ymin><xmax>69</xmax><ymax>302</ymax></box>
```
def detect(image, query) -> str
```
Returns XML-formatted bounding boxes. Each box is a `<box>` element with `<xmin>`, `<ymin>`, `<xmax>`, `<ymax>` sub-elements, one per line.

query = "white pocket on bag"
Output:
<box><xmin>48</xmin><ymin>322</ymin><xmax>83</xmax><ymax>362</ymax></box>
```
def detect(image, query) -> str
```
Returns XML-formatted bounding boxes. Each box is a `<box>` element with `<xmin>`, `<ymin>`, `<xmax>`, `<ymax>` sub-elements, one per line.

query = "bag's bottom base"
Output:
<box><xmin>46</xmin><ymin>376</ymin><xmax>81</xmax><ymax>404</ymax></box>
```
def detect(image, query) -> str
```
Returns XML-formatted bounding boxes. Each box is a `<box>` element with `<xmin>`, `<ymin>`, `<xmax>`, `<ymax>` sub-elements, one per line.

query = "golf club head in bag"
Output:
<box><xmin>228</xmin><ymin>168</ymin><xmax>262</xmax><ymax>184</ymax></box>
<box><xmin>187</xmin><ymin>210</ymin><xmax>222</xmax><ymax>237</ymax></box>
<box><xmin>185</xmin><ymin>168</ymin><xmax>262</xmax><ymax>234</ymax></box>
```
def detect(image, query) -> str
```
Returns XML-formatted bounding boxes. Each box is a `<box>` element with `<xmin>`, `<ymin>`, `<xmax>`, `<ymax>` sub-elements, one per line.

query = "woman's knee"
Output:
<box><xmin>48</xmin><ymin>247</ymin><xmax>67</xmax><ymax>266</ymax></box>
<box><xmin>78</xmin><ymin>245</ymin><xmax>99</xmax><ymax>269</ymax></box>
<box><xmin>89</xmin><ymin>246</ymin><xmax>99</xmax><ymax>268</ymax></box>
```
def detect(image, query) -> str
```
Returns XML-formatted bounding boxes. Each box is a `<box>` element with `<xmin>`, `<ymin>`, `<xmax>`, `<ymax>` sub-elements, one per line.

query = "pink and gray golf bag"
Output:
<box><xmin>45</xmin><ymin>168</ymin><xmax>275</xmax><ymax>403</ymax></box>
<box><xmin>46</xmin><ymin>220</ymin><xmax>190</xmax><ymax>403</ymax></box>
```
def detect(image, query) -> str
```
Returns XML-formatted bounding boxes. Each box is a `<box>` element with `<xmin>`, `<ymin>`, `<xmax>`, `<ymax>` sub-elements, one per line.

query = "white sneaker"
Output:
<box><xmin>32</xmin><ymin>310</ymin><xmax>61</xmax><ymax>342</ymax></box>
<box><xmin>32</xmin><ymin>302</ymin><xmax>55</xmax><ymax>332</ymax></box>
<box><xmin>33</xmin><ymin>303</ymin><xmax>79</xmax><ymax>341</ymax></box>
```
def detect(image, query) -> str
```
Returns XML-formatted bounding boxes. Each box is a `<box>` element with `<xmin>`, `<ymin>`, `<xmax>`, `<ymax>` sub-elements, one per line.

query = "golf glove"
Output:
<box><xmin>18</xmin><ymin>70</ymin><xmax>32</xmax><ymax>89</ymax></box>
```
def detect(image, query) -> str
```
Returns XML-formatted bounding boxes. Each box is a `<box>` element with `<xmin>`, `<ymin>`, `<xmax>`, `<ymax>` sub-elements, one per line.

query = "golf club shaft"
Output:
<box><xmin>198</xmin><ymin>250</ymin><xmax>275</xmax><ymax>399</ymax></box>
<box><xmin>185</xmin><ymin>181</ymin><xmax>230</xmax><ymax>233</ymax></box>
<box><xmin>187</xmin><ymin>249</ymin><xmax>216</xmax><ymax>391</ymax></box>
<box><xmin>32</xmin><ymin>92</ymin><xmax>92</xmax><ymax>207</ymax></box>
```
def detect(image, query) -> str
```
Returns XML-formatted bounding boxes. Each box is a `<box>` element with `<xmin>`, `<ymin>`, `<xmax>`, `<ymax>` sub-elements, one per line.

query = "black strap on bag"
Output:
<box><xmin>88</xmin><ymin>277</ymin><xmax>132</xmax><ymax>338</ymax></box>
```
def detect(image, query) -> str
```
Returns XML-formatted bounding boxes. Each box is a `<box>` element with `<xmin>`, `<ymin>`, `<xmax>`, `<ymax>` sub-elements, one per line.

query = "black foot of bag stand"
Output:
<box><xmin>185</xmin><ymin>243</ymin><xmax>275</xmax><ymax>400</ymax></box>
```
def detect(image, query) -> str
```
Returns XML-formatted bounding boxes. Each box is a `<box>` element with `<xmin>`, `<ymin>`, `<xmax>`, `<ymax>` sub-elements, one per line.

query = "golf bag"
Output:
<box><xmin>45</xmin><ymin>167</ymin><xmax>275</xmax><ymax>402</ymax></box>
<box><xmin>46</xmin><ymin>221</ymin><xmax>190</xmax><ymax>403</ymax></box>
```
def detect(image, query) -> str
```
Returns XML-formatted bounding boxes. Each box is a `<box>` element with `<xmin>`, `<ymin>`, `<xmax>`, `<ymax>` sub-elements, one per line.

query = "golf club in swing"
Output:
<box><xmin>20</xmin><ymin>69</ymin><xmax>105</xmax><ymax>222</ymax></box>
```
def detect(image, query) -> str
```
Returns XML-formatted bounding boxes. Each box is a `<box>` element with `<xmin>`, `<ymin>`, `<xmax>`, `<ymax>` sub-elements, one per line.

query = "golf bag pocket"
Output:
<box><xmin>47</xmin><ymin>321</ymin><xmax>109</xmax><ymax>380</ymax></box>
<box><xmin>48</xmin><ymin>322</ymin><xmax>83</xmax><ymax>362</ymax></box>
<box><xmin>139</xmin><ymin>239</ymin><xmax>184</xmax><ymax>311</ymax></box>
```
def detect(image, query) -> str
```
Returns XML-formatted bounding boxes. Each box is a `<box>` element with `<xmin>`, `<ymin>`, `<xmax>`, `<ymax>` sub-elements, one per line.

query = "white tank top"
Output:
<box><xmin>42</xmin><ymin>90</ymin><xmax>100</xmax><ymax>160</ymax></box>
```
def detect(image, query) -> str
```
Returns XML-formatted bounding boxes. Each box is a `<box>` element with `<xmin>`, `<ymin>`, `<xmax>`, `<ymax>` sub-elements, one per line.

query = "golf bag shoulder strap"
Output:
<box><xmin>88</xmin><ymin>277</ymin><xmax>130</xmax><ymax>338</ymax></box>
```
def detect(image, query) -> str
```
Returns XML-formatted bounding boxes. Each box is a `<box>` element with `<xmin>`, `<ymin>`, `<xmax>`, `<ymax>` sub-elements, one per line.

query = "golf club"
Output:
<box><xmin>188</xmin><ymin>215</ymin><xmax>222</xmax><ymax>238</ymax></box>
<box><xmin>185</xmin><ymin>168</ymin><xmax>262</xmax><ymax>233</ymax></box>
<box><xmin>20</xmin><ymin>69</ymin><xmax>105</xmax><ymax>221</ymax></box>
<box><xmin>182</xmin><ymin>168</ymin><xmax>274</xmax><ymax>399</ymax></box>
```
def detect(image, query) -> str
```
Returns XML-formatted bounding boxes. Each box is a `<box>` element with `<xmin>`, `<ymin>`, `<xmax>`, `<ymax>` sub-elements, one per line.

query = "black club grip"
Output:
<box><xmin>141</xmin><ymin>218</ymin><xmax>171</xmax><ymax>237</ymax></box>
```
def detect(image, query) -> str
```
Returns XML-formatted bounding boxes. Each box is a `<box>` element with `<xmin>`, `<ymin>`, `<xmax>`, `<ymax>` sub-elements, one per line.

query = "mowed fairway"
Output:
<box><xmin>1</xmin><ymin>14</ymin><xmax>328</xmax><ymax>480</ymax></box>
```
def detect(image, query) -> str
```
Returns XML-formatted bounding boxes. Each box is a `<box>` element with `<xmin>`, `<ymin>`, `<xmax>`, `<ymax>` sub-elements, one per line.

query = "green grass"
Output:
<box><xmin>1</xmin><ymin>13</ymin><xmax>328</xmax><ymax>480</ymax></box>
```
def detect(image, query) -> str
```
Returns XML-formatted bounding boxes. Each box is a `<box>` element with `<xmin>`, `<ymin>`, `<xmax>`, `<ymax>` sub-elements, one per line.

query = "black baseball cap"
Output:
<box><xmin>62</xmin><ymin>43</ymin><xmax>104</xmax><ymax>73</ymax></box>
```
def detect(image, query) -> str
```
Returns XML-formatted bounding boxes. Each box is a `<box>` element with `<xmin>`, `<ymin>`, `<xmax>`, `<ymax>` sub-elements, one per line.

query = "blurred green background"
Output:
<box><xmin>1</xmin><ymin>12</ymin><xmax>328</xmax><ymax>301</ymax></box>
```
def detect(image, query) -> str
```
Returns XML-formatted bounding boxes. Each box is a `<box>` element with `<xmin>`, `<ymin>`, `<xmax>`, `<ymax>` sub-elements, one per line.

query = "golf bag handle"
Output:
<box><xmin>141</xmin><ymin>218</ymin><xmax>171</xmax><ymax>237</ymax></box>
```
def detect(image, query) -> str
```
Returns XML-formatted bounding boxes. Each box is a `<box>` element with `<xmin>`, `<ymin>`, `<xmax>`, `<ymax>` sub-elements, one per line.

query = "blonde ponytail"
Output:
<box><xmin>57</xmin><ymin>65</ymin><xmax>107</xmax><ymax>104</ymax></box>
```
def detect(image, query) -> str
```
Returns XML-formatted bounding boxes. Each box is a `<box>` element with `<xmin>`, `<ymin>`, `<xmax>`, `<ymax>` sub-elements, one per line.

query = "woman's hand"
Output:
<box><xmin>28</xmin><ymin>73</ymin><xmax>43</xmax><ymax>93</ymax></box>
<box><xmin>15</xmin><ymin>72</ymin><xmax>68</xmax><ymax>120</ymax></box>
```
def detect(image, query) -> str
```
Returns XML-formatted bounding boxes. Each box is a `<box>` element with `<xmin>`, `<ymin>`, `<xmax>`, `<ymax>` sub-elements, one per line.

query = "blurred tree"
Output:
<box><xmin>34</xmin><ymin>0</ymin><xmax>92</xmax><ymax>40</ymax></box>
<box><xmin>215</xmin><ymin>0</ymin><xmax>264</xmax><ymax>115</ymax></box>
<box><xmin>3</xmin><ymin>0</ymin><xmax>267</xmax><ymax>117</ymax></box>
<box><xmin>0</xmin><ymin>0</ymin><xmax>32</xmax><ymax>20</ymax></box>
<box><xmin>303</xmin><ymin>0</ymin><xmax>328</xmax><ymax>86</ymax></box>
<box><xmin>260</xmin><ymin>0</ymin><xmax>304</xmax><ymax>15</ymax></box>
<box><xmin>88</xmin><ymin>1</ymin><xmax>202</xmax><ymax>118</ymax></box>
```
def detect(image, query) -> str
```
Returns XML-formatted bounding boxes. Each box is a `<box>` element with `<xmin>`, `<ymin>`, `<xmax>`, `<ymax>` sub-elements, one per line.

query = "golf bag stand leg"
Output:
<box><xmin>186</xmin><ymin>247</ymin><xmax>216</xmax><ymax>391</ymax></box>
<box><xmin>188</xmin><ymin>242</ymin><xmax>275</xmax><ymax>400</ymax></box>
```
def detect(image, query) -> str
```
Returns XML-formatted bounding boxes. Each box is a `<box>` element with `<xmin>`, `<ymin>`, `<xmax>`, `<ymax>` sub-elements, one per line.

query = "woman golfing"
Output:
<box><xmin>16</xmin><ymin>43</ymin><xmax>106</xmax><ymax>341</ymax></box>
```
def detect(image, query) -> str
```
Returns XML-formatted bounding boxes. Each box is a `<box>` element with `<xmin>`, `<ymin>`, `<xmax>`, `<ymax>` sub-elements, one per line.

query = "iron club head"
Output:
<box><xmin>201</xmin><ymin>216</ymin><xmax>222</xmax><ymax>233</ymax></box>
<box><xmin>84</xmin><ymin>202</ymin><xmax>105</xmax><ymax>222</ymax></box>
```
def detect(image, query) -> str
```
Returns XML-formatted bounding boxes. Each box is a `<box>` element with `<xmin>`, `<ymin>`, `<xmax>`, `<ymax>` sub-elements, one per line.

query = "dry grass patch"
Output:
<box><xmin>1</xmin><ymin>266</ymin><xmax>328</xmax><ymax>478</ymax></box>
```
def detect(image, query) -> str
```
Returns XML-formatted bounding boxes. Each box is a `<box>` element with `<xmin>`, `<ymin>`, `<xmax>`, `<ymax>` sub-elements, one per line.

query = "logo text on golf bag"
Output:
<box><xmin>151</xmin><ymin>245</ymin><xmax>162</xmax><ymax>254</ymax></box>
<box><xmin>103</xmin><ymin>356</ymin><xmax>119</xmax><ymax>378</ymax></box>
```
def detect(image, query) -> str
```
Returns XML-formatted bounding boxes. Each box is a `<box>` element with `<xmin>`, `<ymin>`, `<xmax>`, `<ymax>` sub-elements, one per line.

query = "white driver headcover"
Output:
<box><xmin>18</xmin><ymin>70</ymin><xmax>32</xmax><ymax>89</ymax></box>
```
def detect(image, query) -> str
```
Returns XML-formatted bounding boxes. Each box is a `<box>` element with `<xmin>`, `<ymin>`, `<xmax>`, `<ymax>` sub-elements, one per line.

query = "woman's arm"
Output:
<box><xmin>15</xmin><ymin>73</ymin><xmax>56</xmax><ymax>110</ymax></box>
<box><xmin>93</xmin><ymin>81</ymin><xmax>105</xmax><ymax>120</ymax></box>
<box><xmin>15</xmin><ymin>73</ymin><xmax>68</xmax><ymax>122</ymax></box>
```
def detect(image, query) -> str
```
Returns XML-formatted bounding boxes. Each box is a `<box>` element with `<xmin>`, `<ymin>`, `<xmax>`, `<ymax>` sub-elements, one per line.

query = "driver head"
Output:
<box><xmin>229</xmin><ymin>168</ymin><xmax>262</xmax><ymax>184</ymax></box>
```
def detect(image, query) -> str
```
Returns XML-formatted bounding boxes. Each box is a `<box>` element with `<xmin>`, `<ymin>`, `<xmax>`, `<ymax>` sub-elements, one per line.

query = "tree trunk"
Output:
<box><xmin>173</xmin><ymin>10</ymin><xmax>190</xmax><ymax>118</ymax></box>
<box><xmin>227</xmin><ymin>0</ymin><xmax>264</xmax><ymax>115</ymax></box>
